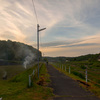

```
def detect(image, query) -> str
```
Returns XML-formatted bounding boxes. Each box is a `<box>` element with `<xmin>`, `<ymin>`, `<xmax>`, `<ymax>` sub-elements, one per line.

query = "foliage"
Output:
<box><xmin>53</xmin><ymin>60</ymin><xmax>100</xmax><ymax>97</ymax></box>
<box><xmin>0</xmin><ymin>40</ymin><xmax>42</xmax><ymax>65</ymax></box>
<box><xmin>45</xmin><ymin>53</ymin><xmax>100</xmax><ymax>62</ymax></box>
<box><xmin>80</xmin><ymin>65</ymin><xmax>86</xmax><ymax>69</ymax></box>
<box><xmin>72</xmin><ymin>71</ymin><xmax>85</xmax><ymax>79</ymax></box>
<box><xmin>0</xmin><ymin>63</ymin><xmax>53</xmax><ymax>100</ymax></box>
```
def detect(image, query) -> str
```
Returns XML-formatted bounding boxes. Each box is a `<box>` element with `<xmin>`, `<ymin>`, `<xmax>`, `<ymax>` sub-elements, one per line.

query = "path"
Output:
<box><xmin>47</xmin><ymin>64</ymin><xmax>100</xmax><ymax>100</ymax></box>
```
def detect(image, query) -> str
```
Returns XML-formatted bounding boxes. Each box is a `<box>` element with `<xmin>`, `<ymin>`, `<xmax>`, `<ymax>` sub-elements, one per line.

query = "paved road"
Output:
<box><xmin>47</xmin><ymin>64</ymin><xmax>100</xmax><ymax>100</ymax></box>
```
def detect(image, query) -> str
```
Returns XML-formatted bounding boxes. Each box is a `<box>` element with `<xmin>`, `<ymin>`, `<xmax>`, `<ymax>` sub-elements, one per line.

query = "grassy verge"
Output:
<box><xmin>52</xmin><ymin>63</ymin><xmax>100</xmax><ymax>98</ymax></box>
<box><xmin>0</xmin><ymin>63</ymin><xmax>53</xmax><ymax>100</ymax></box>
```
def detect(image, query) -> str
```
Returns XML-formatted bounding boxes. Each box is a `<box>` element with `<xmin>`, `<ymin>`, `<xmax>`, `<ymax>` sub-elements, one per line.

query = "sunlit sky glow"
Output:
<box><xmin>0</xmin><ymin>0</ymin><xmax>100</xmax><ymax>57</ymax></box>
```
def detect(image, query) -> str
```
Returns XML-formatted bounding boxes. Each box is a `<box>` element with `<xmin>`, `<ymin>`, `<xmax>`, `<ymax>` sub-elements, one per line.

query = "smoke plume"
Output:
<box><xmin>23</xmin><ymin>50</ymin><xmax>36</xmax><ymax>69</ymax></box>
<box><xmin>2</xmin><ymin>71</ymin><xmax>7</xmax><ymax>80</ymax></box>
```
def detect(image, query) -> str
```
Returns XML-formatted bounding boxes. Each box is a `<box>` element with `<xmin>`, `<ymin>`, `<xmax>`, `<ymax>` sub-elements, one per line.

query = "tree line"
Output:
<box><xmin>0</xmin><ymin>40</ymin><xmax>41</xmax><ymax>65</ymax></box>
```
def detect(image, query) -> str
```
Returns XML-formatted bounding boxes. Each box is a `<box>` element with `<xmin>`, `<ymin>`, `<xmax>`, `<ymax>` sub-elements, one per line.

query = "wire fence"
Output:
<box><xmin>53</xmin><ymin>63</ymin><xmax>100</xmax><ymax>87</ymax></box>
<box><xmin>28</xmin><ymin>63</ymin><xmax>42</xmax><ymax>87</ymax></box>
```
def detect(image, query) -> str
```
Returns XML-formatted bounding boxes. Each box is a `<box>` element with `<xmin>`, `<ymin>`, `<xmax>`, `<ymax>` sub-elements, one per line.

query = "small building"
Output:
<box><xmin>66</xmin><ymin>60</ymin><xmax>69</xmax><ymax>62</ymax></box>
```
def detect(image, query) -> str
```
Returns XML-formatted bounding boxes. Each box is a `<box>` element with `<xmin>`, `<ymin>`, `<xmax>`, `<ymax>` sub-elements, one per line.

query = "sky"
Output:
<box><xmin>0</xmin><ymin>0</ymin><xmax>100</xmax><ymax>57</ymax></box>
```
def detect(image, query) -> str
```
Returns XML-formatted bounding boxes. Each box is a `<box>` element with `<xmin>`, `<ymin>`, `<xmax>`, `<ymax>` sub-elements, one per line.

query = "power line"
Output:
<box><xmin>32</xmin><ymin>0</ymin><xmax>39</xmax><ymax>24</ymax></box>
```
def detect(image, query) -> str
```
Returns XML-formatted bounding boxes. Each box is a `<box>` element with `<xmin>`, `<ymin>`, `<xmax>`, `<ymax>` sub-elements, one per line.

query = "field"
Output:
<box><xmin>0</xmin><ymin>63</ymin><xmax>53</xmax><ymax>100</ymax></box>
<box><xmin>0</xmin><ymin>65</ymin><xmax>25</xmax><ymax>80</ymax></box>
<box><xmin>53</xmin><ymin>61</ymin><xmax>100</xmax><ymax>97</ymax></box>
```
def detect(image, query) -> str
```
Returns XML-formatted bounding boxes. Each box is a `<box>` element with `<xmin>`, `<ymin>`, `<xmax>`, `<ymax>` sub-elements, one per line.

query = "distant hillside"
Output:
<box><xmin>44</xmin><ymin>53</ymin><xmax>100</xmax><ymax>62</ymax></box>
<box><xmin>0</xmin><ymin>40</ymin><xmax>41</xmax><ymax>65</ymax></box>
<box><xmin>44</xmin><ymin>57</ymin><xmax>67</xmax><ymax>62</ymax></box>
<box><xmin>67</xmin><ymin>54</ymin><xmax>100</xmax><ymax>61</ymax></box>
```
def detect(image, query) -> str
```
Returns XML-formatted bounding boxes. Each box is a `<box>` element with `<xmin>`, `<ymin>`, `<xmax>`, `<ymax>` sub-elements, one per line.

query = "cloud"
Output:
<box><xmin>0</xmin><ymin>0</ymin><xmax>100</xmax><ymax>56</ymax></box>
<box><xmin>41</xmin><ymin>44</ymin><xmax>100</xmax><ymax>57</ymax></box>
<box><xmin>0</xmin><ymin>0</ymin><xmax>37</xmax><ymax>42</ymax></box>
<box><xmin>0</xmin><ymin>0</ymin><xmax>65</xmax><ymax>42</ymax></box>
<box><xmin>40</xmin><ymin>33</ymin><xmax>100</xmax><ymax>56</ymax></box>
<box><xmin>40</xmin><ymin>33</ymin><xmax>100</xmax><ymax>48</ymax></box>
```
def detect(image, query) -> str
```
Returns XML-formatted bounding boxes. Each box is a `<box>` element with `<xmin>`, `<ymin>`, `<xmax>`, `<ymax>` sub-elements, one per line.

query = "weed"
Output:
<box><xmin>72</xmin><ymin>71</ymin><xmax>85</xmax><ymax>79</ymax></box>
<box><xmin>0</xmin><ymin>63</ymin><xmax>53</xmax><ymax>100</ymax></box>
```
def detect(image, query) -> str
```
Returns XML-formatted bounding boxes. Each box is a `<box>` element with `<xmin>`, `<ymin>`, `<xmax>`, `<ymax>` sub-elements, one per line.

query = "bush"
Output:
<box><xmin>97</xmin><ymin>80</ymin><xmax>100</xmax><ymax>84</ymax></box>
<box><xmin>93</xmin><ymin>62</ymin><xmax>100</xmax><ymax>67</ymax></box>
<box><xmin>80</xmin><ymin>65</ymin><xmax>86</xmax><ymax>69</ymax></box>
<box><xmin>89</xmin><ymin>62</ymin><xmax>93</xmax><ymax>65</ymax></box>
<box><xmin>72</xmin><ymin>71</ymin><xmax>85</xmax><ymax>79</ymax></box>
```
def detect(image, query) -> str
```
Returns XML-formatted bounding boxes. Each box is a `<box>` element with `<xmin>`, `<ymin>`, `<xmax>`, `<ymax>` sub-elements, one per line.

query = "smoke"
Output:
<box><xmin>2</xmin><ymin>71</ymin><xmax>7</xmax><ymax>80</ymax></box>
<box><xmin>23</xmin><ymin>50</ymin><xmax>36</xmax><ymax>69</ymax></box>
<box><xmin>0</xmin><ymin>40</ymin><xmax>38</xmax><ymax>68</ymax></box>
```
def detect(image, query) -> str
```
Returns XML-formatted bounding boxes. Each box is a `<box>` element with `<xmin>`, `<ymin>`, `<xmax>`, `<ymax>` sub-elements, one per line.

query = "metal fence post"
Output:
<box><xmin>62</xmin><ymin>65</ymin><xmax>63</xmax><ymax>70</ymax></box>
<box><xmin>86</xmin><ymin>69</ymin><xmax>88</xmax><ymax>83</ymax></box>
<box><xmin>69</xmin><ymin>66</ymin><xmax>70</xmax><ymax>74</ymax></box>
<box><xmin>65</xmin><ymin>66</ymin><xmax>66</xmax><ymax>71</ymax></box>
<box><xmin>29</xmin><ymin>75</ymin><xmax>31</xmax><ymax>87</ymax></box>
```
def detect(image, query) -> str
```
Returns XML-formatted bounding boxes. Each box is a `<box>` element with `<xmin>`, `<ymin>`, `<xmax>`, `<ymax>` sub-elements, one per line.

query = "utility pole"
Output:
<box><xmin>37</xmin><ymin>24</ymin><xmax>46</xmax><ymax>78</ymax></box>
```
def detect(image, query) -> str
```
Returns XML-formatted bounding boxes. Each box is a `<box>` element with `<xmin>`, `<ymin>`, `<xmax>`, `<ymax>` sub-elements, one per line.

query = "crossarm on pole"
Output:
<box><xmin>39</xmin><ymin>28</ymin><xmax>46</xmax><ymax>32</ymax></box>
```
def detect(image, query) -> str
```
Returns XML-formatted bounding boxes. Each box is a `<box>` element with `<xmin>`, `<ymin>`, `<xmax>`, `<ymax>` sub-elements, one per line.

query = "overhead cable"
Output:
<box><xmin>32</xmin><ymin>0</ymin><xmax>39</xmax><ymax>24</ymax></box>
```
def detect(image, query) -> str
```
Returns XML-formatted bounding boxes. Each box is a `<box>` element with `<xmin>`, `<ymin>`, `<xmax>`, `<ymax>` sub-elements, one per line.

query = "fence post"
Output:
<box><xmin>33</xmin><ymin>70</ymin><xmax>35</xmax><ymax>75</ymax></box>
<box><xmin>65</xmin><ymin>66</ymin><xmax>66</xmax><ymax>71</ymax></box>
<box><xmin>62</xmin><ymin>65</ymin><xmax>63</xmax><ymax>70</ymax></box>
<box><xmin>86</xmin><ymin>69</ymin><xmax>88</xmax><ymax>83</ymax></box>
<box><xmin>29</xmin><ymin>75</ymin><xmax>31</xmax><ymax>87</ymax></box>
<box><xmin>69</xmin><ymin>66</ymin><xmax>70</xmax><ymax>74</ymax></box>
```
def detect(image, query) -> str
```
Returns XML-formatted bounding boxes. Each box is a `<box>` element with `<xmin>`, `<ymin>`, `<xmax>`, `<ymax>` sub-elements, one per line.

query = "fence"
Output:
<box><xmin>28</xmin><ymin>63</ymin><xmax>42</xmax><ymax>87</ymax></box>
<box><xmin>54</xmin><ymin>63</ymin><xmax>100</xmax><ymax>87</ymax></box>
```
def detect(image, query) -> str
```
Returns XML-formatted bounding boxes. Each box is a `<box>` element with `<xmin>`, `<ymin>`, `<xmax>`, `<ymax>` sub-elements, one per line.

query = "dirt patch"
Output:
<box><xmin>37</xmin><ymin>76</ymin><xmax>45</xmax><ymax>86</ymax></box>
<box><xmin>77</xmin><ymin>80</ymin><xmax>90</xmax><ymax>87</ymax></box>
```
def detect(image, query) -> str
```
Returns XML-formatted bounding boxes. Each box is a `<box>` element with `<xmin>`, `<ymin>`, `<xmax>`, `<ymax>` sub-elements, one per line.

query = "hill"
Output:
<box><xmin>0</xmin><ymin>40</ymin><xmax>42</xmax><ymax>65</ymax></box>
<box><xmin>66</xmin><ymin>54</ymin><xmax>100</xmax><ymax>61</ymax></box>
<box><xmin>44</xmin><ymin>53</ymin><xmax>100</xmax><ymax>62</ymax></box>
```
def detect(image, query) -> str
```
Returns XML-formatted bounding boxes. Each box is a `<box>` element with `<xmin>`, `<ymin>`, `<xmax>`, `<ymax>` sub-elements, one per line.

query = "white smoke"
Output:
<box><xmin>2</xmin><ymin>71</ymin><xmax>7</xmax><ymax>79</ymax></box>
<box><xmin>23</xmin><ymin>50</ymin><xmax>36</xmax><ymax>69</ymax></box>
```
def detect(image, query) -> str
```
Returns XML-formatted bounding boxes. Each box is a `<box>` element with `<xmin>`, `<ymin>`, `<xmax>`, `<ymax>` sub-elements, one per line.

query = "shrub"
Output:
<box><xmin>80</xmin><ymin>65</ymin><xmax>86</xmax><ymax>69</ymax></box>
<box><xmin>72</xmin><ymin>71</ymin><xmax>85</xmax><ymax>79</ymax></box>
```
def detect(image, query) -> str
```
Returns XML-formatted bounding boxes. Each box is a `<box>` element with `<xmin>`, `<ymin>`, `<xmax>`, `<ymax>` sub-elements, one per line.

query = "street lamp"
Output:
<box><xmin>37</xmin><ymin>24</ymin><xmax>46</xmax><ymax>78</ymax></box>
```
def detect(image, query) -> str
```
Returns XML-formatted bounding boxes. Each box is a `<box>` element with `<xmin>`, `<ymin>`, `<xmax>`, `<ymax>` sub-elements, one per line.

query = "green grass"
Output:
<box><xmin>52</xmin><ymin>61</ymin><xmax>100</xmax><ymax>98</ymax></box>
<box><xmin>0</xmin><ymin>63</ymin><xmax>53</xmax><ymax>100</ymax></box>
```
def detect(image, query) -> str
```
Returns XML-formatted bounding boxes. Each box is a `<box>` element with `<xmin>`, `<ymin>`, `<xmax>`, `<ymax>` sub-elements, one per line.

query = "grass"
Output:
<box><xmin>0</xmin><ymin>63</ymin><xmax>53</xmax><ymax>100</ymax></box>
<box><xmin>52</xmin><ymin>61</ymin><xmax>100</xmax><ymax>98</ymax></box>
<box><xmin>0</xmin><ymin>65</ymin><xmax>25</xmax><ymax>80</ymax></box>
